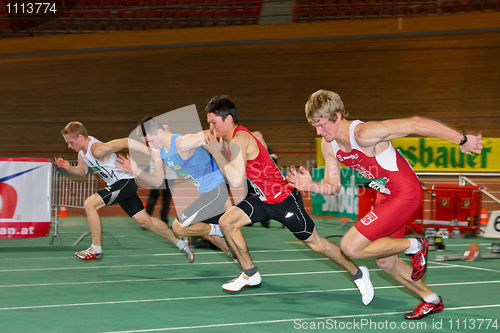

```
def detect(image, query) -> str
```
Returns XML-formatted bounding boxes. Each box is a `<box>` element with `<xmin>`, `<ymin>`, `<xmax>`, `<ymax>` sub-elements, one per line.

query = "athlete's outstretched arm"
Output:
<box><xmin>127</xmin><ymin>138</ymin><xmax>150</xmax><ymax>155</ymax></box>
<box><xmin>116</xmin><ymin>151</ymin><xmax>165</xmax><ymax>187</ymax></box>
<box><xmin>287</xmin><ymin>138</ymin><xmax>342</xmax><ymax>195</ymax></box>
<box><xmin>91</xmin><ymin>138</ymin><xmax>129</xmax><ymax>160</ymax></box>
<box><xmin>54</xmin><ymin>153</ymin><xmax>89</xmax><ymax>177</ymax></box>
<box><xmin>206</xmin><ymin>131</ymin><xmax>247</xmax><ymax>188</ymax></box>
<box><xmin>355</xmin><ymin>116</ymin><xmax>482</xmax><ymax>154</ymax></box>
<box><xmin>176</xmin><ymin>130</ymin><xmax>208</xmax><ymax>152</ymax></box>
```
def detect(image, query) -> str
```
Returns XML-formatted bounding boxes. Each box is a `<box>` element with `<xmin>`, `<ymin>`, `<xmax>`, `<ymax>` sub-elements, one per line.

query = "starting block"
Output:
<box><xmin>435</xmin><ymin>243</ymin><xmax>500</xmax><ymax>262</ymax></box>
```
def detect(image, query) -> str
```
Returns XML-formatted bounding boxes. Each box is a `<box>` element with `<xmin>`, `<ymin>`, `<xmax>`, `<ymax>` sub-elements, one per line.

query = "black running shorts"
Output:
<box><xmin>236</xmin><ymin>189</ymin><xmax>315</xmax><ymax>240</ymax></box>
<box><xmin>97</xmin><ymin>178</ymin><xmax>144</xmax><ymax>217</ymax></box>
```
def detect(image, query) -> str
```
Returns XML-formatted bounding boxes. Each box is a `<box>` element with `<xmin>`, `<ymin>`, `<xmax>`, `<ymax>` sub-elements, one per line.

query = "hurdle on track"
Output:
<box><xmin>50</xmin><ymin>165</ymin><xmax>119</xmax><ymax>247</ymax></box>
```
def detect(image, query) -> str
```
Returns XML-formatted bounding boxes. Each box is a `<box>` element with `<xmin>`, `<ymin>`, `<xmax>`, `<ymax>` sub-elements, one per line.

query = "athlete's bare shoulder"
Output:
<box><xmin>233</xmin><ymin>129</ymin><xmax>258</xmax><ymax>158</ymax></box>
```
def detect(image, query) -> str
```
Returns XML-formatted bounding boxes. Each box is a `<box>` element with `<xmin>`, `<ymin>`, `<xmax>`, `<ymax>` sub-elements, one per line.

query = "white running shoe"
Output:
<box><xmin>181</xmin><ymin>240</ymin><xmax>195</xmax><ymax>263</ymax></box>
<box><xmin>353</xmin><ymin>266</ymin><xmax>374</xmax><ymax>305</ymax></box>
<box><xmin>222</xmin><ymin>271</ymin><xmax>262</xmax><ymax>292</ymax></box>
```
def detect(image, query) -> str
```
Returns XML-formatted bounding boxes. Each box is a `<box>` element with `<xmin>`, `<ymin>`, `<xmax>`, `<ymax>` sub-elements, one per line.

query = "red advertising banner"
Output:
<box><xmin>0</xmin><ymin>158</ymin><xmax>52</xmax><ymax>238</ymax></box>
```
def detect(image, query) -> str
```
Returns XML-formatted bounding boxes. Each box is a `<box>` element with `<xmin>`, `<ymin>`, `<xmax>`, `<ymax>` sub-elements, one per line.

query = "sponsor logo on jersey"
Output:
<box><xmin>351</xmin><ymin>164</ymin><xmax>376</xmax><ymax>179</ymax></box>
<box><xmin>361</xmin><ymin>212</ymin><xmax>378</xmax><ymax>226</ymax></box>
<box><xmin>337</xmin><ymin>153</ymin><xmax>359</xmax><ymax>162</ymax></box>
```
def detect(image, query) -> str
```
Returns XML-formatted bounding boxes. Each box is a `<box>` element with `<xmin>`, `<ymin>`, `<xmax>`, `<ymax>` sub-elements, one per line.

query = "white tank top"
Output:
<box><xmin>79</xmin><ymin>136</ymin><xmax>132</xmax><ymax>185</ymax></box>
<box><xmin>331</xmin><ymin>120</ymin><xmax>400</xmax><ymax>172</ymax></box>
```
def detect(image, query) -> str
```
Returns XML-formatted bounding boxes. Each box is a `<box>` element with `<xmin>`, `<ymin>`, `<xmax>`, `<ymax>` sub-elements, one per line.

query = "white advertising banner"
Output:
<box><xmin>0</xmin><ymin>158</ymin><xmax>52</xmax><ymax>238</ymax></box>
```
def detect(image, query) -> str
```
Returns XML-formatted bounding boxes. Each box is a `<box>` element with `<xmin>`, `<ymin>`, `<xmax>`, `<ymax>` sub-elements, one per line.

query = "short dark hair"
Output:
<box><xmin>204</xmin><ymin>95</ymin><xmax>238</xmax><ymax>123</ymax></box>
<box><xmin>138</xmin><ymin>116</ymin><xmax>164</xmax><ymax>137</ymax></box>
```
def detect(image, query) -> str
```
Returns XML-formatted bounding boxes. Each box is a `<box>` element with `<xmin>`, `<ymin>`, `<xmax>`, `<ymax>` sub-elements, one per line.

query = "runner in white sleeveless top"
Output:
<box><xmin>80</xmin><ymin>136</ymin><xmax>131</xmax><ymax>185</ymax></box>
<box><xmin>54</xmin><ymin>121</ymin><xmax>194</xmax><ymax>262</ymax></box>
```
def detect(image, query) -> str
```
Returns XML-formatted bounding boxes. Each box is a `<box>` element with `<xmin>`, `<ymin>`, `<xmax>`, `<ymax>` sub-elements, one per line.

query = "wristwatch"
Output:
<box><xmin>459</xmin><ymin>132</ymin><xmax>468</xmax><ymax>146</ymax></box>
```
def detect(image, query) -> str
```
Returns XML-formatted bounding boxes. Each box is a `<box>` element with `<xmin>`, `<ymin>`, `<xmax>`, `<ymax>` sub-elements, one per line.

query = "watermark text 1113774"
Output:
<box><xmin>5</xmin><ymin>2</ymin><xmax>57</xmax><ymax>14</ymax></box>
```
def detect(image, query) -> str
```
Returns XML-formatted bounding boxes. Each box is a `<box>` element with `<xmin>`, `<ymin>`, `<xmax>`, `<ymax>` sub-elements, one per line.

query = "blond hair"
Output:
<box><xmin>305</xmin><ymin>90</ymin><xmax>348</xmax><ymax>123</ymax></box>
<box><xmin>61</xmin><ymin>121</ymin><xmax>88</xmax><ymax>139</ymax></box>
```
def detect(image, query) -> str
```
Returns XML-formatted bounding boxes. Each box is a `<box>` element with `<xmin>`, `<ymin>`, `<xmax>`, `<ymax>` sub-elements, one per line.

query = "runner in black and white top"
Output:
<box><xmin>54</xmin><ymin>121</ymin><xmax>194</xmax><ymax>262</ymax></box>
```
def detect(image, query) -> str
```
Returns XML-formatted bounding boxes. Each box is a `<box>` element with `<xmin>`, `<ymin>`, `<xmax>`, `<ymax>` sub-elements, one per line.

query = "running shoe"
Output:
<box><xmin>75</xmin><ymin>247</ymin><xmax>103</xmax><ymax>261</ymax></box>
<box><xmin>405</xmin><ymin>297</ymin><xmax>444</xmax><ymax>320</ymax></box>
<box><xmin>222</xmin><ymin>271</ymin><xmax>261</xmax><ymax>292</ymax></box>
<box><xmin>181</xmin><ymin>240</ymin><xmax>195</xmax><ymax>263</ymax></box>
<box><xmin>353</xmin><ymin>266</ymin><xmax>374</xmax><ymax>305</ymax></box>
<box><xmin>409</xmin><ymin>238</ymin><xmax>429</xmax><ymax>281</ymax></box>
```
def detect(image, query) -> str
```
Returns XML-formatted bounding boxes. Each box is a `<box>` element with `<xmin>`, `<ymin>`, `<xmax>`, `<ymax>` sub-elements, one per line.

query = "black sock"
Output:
<box><xmin>352</xmin><ymin>267</ymin><xmax>363</xmax><ymax>280</ymax></box>
<box><xmin>243</xmin><ymin>266</ymin><xmax>259</xmax><ymax>277</ymax></box>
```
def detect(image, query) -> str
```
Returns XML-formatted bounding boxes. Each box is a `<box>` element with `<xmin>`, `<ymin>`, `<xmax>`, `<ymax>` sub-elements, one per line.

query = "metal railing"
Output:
<box><xmin>416</xmin><ymin>171</ymin><xmax>500</xmax><ymax>207</ymax></box>
<box><xmin>50</xmin><ymin>166</ymin><xmax>119</xmax><ymax>247</ymax></box>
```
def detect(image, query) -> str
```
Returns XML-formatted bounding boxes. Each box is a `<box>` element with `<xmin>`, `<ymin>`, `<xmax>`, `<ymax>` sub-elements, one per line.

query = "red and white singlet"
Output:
<box><xmin>332</xmin><ymin>120</ymin><xmax>422</xmax><ymax>240</ymax></box>
<box><xmin>232</xmin><ymin>125</ymin><xmax>294</xmax><ymax>204</ymax></box>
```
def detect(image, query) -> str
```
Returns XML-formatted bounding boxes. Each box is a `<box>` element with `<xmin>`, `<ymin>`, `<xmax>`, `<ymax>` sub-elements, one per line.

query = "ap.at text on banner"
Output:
<box><xmin>0</xmin><ymin>158</ymin><xmax>52</xmax><ymax>238</ymax></box>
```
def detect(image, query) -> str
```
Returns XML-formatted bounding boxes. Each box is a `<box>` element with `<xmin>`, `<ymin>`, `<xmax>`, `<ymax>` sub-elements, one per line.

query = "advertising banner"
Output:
<box><xmin>316</xmin><ymin>137</ymin><xmax>499</xmax><ymax>172</ymax></box>
<box><xmin>311</xmin><ymin>167</ymin><xmax>368</xmax><ymax>219</ymax></box>
<box><xmin>0</xmin><ymin>158</ymin><xmax>52</xmax><ymax>238</ymax></box>
<box><xmin>392</xmin><ymin>137</ymin><xmax>499</xmax><ymax>172</ymax></box>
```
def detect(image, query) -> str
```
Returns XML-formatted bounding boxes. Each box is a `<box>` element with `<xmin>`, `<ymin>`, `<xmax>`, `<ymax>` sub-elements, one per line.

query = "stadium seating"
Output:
<box><xmin>292</xmin><ymin>0</ymin><xmax>499</xmax><ymax>22</ymax></box>
<box><xmin>0</xmin><ymin>0</ymin><xmax>264</xmax><ymax>37</ymax></box>
<box><xmin>1</xmin><ymin>0</ymin><xmax>498</xmax><ymax>37</ymax></box>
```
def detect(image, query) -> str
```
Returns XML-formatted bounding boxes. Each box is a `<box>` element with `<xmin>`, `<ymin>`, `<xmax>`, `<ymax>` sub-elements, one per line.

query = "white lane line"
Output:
<box><xmin>431</xmin><ymin>260</ymin><xmax>500</xmax><ymax>273</ymax></box>
<box><xmin>1</xmin><ymin>280</ymin><xmax>499</xmax><ymax>312</ymax></box>
<box><xmin>3</xmin><ymin>242</ymin><xmax>493</xmax><ymax>262</ymax></box>
<box><xmin>0</xmin><ymin>257</ymin><xmax>330</xmax><ymax>273</ymax></box>
<box><xmin>0</xmin><ymin>270</ymin><xmax>351</xmax><ymax>288</ymax></box>
<box><xmin>101</xmin><ymin>303</ymin><xmax>500</xmax><ymax>333</ymax></box>
<box><xmin>152</xmin><ymin>249</ymin><xmax>309</xmax><ymax>256</ymax></box>
<box><xmin>1</xmin><ymin>253</ymin><xmax>498</xmax><ymax>274</ymax></box>
<box><xmin>0</xmin><ymin>265</ymin><xmax>465</xmax><ymax>289</ymax></box>
<box><xmin>0</xmin><ymin>249</ymin><xmax>307</xmax><ymax>262</ymax></box>
<box><xmin>0</xmin><ymin>244</ymin><xmax>491</xmax><ymax>262</ymax></box>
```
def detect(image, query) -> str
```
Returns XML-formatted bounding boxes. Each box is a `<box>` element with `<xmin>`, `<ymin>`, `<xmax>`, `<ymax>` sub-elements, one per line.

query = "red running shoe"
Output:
<box><xmin>409</xmin><ymin>238</ymin><xmax>429</xmax><ymax>281</ymax></box>
<box><xmin>75</xmin><ymin>247</ymin><xmax>103</xmax><ymax>261</ymax></box>
<box><xmin>405</xmin><ymin>297</ymin><xmax>444</xmax><ymax>320</ymax></box>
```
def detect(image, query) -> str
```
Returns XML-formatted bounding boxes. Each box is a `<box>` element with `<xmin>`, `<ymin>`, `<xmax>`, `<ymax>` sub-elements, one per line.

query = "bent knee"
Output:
<box><xmin>340</xmin><ymin>238</ymin><xmax>363</xmax><ymax>258</ymax></box>
<box><xmin>84</xmin><ymin>196</ymin><xmax>102</xmax><ymax>211</ymax></box>
<box><xmin>218</xmin><ymin>211</ymin><xmax>240</xmax><ymax>230</ymax></box>
<box><xmin>218</xmin><ymin>214</ymin><xmax>231</xmax><ymax>230</ymax></box>
<box><xmin>172</xmin><ymin>221</ymin><xmax>187</xmax><ymax>236</ymax></box>
<box><xmin>134</xmin><ymin>216</ymin><xmax>152</xmax><ymax>229</ymax></box>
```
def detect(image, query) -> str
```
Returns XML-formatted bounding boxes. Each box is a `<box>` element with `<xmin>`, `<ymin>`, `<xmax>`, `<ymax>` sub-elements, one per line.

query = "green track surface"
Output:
<box><xmin>1</xmin><ymin>217</ymin><xmax>499</xmax><ymax>332</ymax></box>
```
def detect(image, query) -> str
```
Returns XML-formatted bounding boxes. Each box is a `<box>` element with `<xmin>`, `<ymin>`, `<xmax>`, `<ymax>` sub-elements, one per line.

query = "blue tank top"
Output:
<box><xmin>160</xmin><ymin>134</ymin><xmax>225</xmax><ymax>193</ymax></box>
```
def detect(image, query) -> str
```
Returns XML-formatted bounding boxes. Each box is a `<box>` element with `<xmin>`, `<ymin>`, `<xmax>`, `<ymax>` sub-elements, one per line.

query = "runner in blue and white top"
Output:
<box><xmin>160</xmin><ymin>134</ymin><xmax>225</xmax><ymax>194</ymax></box>
<box><xmin>117</xmin><ymin>116</ymin><xmax>232</xmax><ymax>257</ymax></box>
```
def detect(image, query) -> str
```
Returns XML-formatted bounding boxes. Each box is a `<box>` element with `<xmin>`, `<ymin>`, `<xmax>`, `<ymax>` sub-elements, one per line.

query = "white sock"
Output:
<box><xmin>423</xmin><ymin>293</ymin><xmax>440</xmax><ymax>304</ymax></box>
<box><xmin>404</xmin><ymin>238</ymin><xmax>420</xmax><ymax>255</ymax></box>
<box><xmin>91</xmin><ymin>244</ymin><xmax>102</xmax><ymax>253</ymax></box>
<box><xmin>176</xmin><ymin>238</ymin><xmax>187</xmax><ymax>250</ymax></box>
<box><xmin>208</xmin><ymin>224</ymin><xmax>224</xmax><ymax>237</ymax></box>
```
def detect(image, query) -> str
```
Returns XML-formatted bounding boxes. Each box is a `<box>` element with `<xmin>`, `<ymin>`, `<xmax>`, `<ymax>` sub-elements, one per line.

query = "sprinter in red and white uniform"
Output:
<box><xmin>288</xmin><ymin>90</ymin><xmax>482</xmax><ymax>319</ymax></box>
<box><xmin>204</xmin><ymin>95</ymin><xmax>374</xmax><ymax>306</ymax></box>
